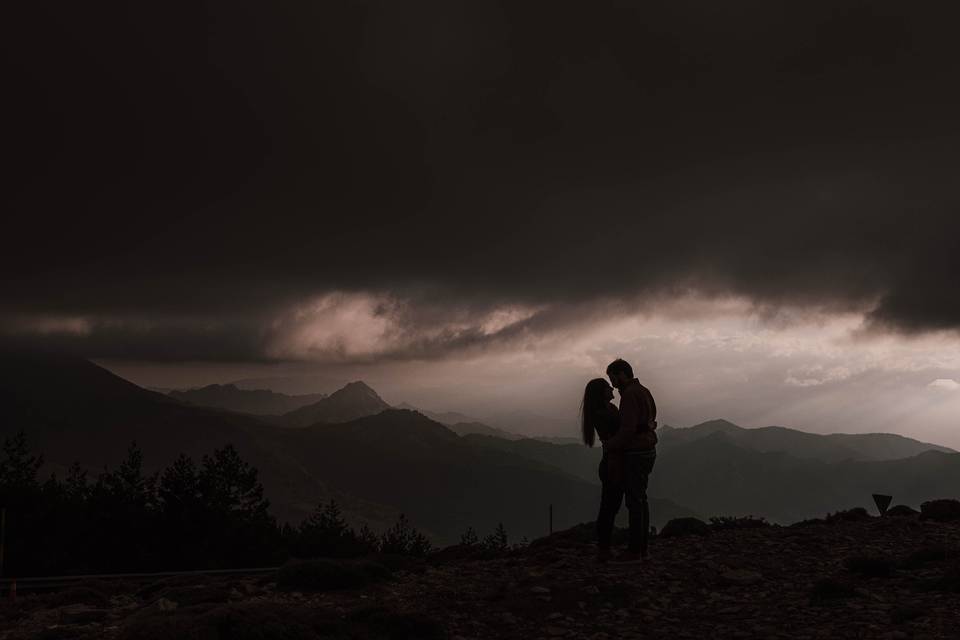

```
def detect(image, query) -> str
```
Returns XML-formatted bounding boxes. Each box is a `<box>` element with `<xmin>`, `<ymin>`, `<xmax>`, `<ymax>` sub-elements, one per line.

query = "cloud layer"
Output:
<box><xmin>4</xmin><ymin>1</ymin><xmax>960</xmax><ymax>361</ymax></box>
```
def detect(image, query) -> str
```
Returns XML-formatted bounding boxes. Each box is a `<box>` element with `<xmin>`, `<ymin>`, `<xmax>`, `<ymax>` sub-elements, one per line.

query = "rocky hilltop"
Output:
<box><xmin>4</xmin><ymin>505</ymin><xmax>960</xmax><ymax>639</ymax></box>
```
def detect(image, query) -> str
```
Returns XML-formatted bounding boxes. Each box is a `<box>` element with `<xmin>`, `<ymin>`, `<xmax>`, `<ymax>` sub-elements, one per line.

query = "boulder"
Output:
<box><xmin>660</xmin><ymin>517</ymin><xmax>710</xmax><ymax>538</ymax></box>
<box><xmin>920</xmin><ymin>499</ymin><xmax>960</xmax><ymax>521</ymax></box>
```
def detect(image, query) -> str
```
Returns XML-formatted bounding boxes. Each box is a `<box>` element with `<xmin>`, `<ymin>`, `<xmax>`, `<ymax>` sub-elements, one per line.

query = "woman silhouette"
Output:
<box><xmin>581</xmin><ymin>377</ymin><xmax>624</xmax><ymax>562</ymax></box>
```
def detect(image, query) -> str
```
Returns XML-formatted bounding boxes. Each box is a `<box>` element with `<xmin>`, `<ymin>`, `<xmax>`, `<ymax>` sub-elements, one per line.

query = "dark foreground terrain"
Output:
<box><xmin>3</xmin><ymin>512</ymin><xmax>960</xmax><ymax>639</ymax></box>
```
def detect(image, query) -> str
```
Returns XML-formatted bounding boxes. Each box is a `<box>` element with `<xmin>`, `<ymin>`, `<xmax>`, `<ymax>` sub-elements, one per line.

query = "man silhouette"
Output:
<box><xmin>604</xmin><ymin>358</ymin><xmax>658</xmax><ymax>559</ymax></box>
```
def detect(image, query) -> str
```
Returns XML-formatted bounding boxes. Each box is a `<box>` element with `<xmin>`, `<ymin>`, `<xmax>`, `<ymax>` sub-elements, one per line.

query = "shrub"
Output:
<box><xmin>790</xmin><ymin>517</ymin><xmax>825</xmax><ymax>527</ymax></box>
<box><xmin>660</xmin><ymin>517</ymin><xmax>709</xmax><ymax>538</ymax></box>
<box><xmin>825</xmin><ymin>507</ymin><xmax>871</xmax><ymax>523</ymax></box>
<box><xmin>886</xmin><ymin>504</ymin><xmax>919</xmax><ymax>517</ymax></box>
<box><xmin>844</xmin><ymin>555</ymin><xmax>894</xmax><ymax>578</ymax></box>
<box><xmin>276</xmin><ymin>558</ymin><xmax>390</xmax><ymax>592</ymax></box>
<box><xmin>709</xmin><ymin>516</ymin><xmax>769</xmax><ymax>531</ymax></box>
<box><xmin>920</xmin><ymin>499</ymin><xmax>960</xmax><ymax>522</ymax></box>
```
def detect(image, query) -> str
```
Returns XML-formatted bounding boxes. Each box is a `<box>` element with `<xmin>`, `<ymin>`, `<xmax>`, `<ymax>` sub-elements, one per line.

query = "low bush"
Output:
<box><xmin>276</xmin><ymin>558</ymin><xmax>391</xmax><ymax>592</ymax></box>
<box><xmin>824</xmin><ymin>507</ymin><xmax>871</xmax><ymax>523</ymax></box>
<box><xmin>886</xmin><ymin>504</ymin><xmax>919</xmax><ymax>517</ymax></box>
<box><xmin>790</xmin><ymin>517</ymin><xmax>825</xmax><ymax>527</ymax></box>
<box><xmin>709</xmin><ymin>516</ymin><xmax>769</xmax><ymax>531</ymax></box>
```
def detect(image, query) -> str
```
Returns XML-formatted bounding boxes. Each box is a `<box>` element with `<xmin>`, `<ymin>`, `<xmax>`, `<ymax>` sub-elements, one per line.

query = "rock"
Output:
<box><xmin>720</xmin><ymin>569</ymin><xmax>762</xmax><ymax>585</ymax></box>
<box><xmin>886</xmin><ymin>505</ymin><xmax>919</xmax><ymax>517</ymax></box>
<box><xmin>583</xmin><ymin>585</ymin><xmax>600</xmax><ymax>595</ymax></box>
<box><xmin>531</xmin><ymin>586</ymin><xmax>551</xmax><ymax>594</ymax></box>
<box><xmin>109</xmin><ymin>595</ymin><xmax>138</xmax><ymax>610</ymax></box>
<box><xmin>60</xmin><ymin>606</ymin><xmax>110</xmax><ymax>624</ymax></box>
<box><xmin>155</xmin><ymin>597</ymin><xmax>178</xmax><ymax>612</ymax></box>
<box><xmin>660</xmin><ymin>517</ymin><xmax>710</xmax><ymax>538</ymax></box>
<box><xmin>920</xmin><ymin>499</ymin><xmax>960</xmax><ymax>521</ymax></box>
<box><xmin>546</xmin><ymin>612</ymin><xmax>563</xmax><ymax>620</ymax></box>
<box><xmin>546</xmin><ymin>626</ymin><xmax>568</xmax><ymax>636</ymax></box>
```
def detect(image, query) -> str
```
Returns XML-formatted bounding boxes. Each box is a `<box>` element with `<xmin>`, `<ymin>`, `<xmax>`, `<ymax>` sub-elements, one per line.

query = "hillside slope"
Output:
<box><xmin>270</xmin><ymin>409</ymin><xmax>697</xmax><ymax>542</ymax></box>
<box><xmin>6</xmin><ymin>513</ymin><xmax>960</xmax><ymax>639</ymax></box>
<box><xmin>0</xmin><ymin>352</ymin><xmax>695</xmax><ymax>544</ymax></box>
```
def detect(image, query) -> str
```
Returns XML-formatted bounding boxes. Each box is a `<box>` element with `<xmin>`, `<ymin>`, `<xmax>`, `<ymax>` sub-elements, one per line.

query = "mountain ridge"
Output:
<box><xmin>0</xmin><ymin>352</ymin><xmax>696</xmax><ymax>543</ymax></box>
<box><xmin>169</xmin><ymin>383</ymin><xmax>327</xmax><ymax>415</ymax></box>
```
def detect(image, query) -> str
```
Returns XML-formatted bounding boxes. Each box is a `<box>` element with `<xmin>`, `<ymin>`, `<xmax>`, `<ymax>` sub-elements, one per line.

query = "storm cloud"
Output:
<box><xmin>4</xmin><ymin>1</ymin><xmax>960</xmax><ymax>361</ymax></box>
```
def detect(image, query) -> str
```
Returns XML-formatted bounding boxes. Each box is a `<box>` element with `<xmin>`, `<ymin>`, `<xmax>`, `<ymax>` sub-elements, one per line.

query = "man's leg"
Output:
<box><xmin>623</xmin><ymin>452</ymin><xmax>656</xmax><ymax>556</ymax></box>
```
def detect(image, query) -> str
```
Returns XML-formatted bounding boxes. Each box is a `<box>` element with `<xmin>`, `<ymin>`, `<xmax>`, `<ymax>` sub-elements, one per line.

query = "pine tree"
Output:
<box><xmin>460</xmin><ymin>526</ymin><xmax>479</xmax><ymax>546</ymax></box>
<box><xmin>483</xmin><ymin>522</ymin><xmax>508</xmax><ymax>551</ymax></box>
<box><xmin>357</xmin><ymin>523</ymin><xmax>380</xmax><ymax>552</ymax></box>
<box><xmin>380</xmin><ymin>514</ymin><xmax>432</xmax><ymax>556</ymax></box>
<box><xmin>0</xmin><ymin>431</ymin><xmax>42</xmax><ymax>492</ymax></box>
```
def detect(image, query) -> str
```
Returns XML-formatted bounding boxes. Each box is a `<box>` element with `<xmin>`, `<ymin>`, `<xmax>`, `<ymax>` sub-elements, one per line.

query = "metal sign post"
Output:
<box><xmin>872</xmin><ymin>494</ymin><xmax>893</xmax><ymax>516</ymax></box>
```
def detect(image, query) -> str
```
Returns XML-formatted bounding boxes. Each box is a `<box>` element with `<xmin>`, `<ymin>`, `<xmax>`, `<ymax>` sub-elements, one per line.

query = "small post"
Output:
<box><xmin>0</xmin><ymin>507</ymin><xmax>5</xmax><ymax>578</ymax></box>
<box><xmin>549</xmin><ymin>504</ymin><xmax>553</xmax><ymax>535</ymax></box>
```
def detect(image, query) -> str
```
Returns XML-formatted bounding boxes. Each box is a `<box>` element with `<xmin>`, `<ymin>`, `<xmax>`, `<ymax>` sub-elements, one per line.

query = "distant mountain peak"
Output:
<box><xmin>693</xmin><ymin>418</ymin><xmax>743</xmax><ymax>432</ymax></box>
<box><xmin>279</xmin><ymin>380</ymin><xmax>391</xmax><ymax>427</ymax></box>
<box><xmin>337</xmin><ymin>380</ymin><xmax>381</xmax><ymax>396</ymax></box>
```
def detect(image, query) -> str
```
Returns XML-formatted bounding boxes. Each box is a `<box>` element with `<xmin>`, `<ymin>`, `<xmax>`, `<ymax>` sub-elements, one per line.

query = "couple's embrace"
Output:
<box><xmin>581</xmin><ymin>358</ymin><xmax>658</xmax><ymax>562</ymax></box>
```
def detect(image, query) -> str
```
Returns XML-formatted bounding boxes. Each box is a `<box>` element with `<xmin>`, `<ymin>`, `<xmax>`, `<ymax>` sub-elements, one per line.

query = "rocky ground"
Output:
<box><xmin>2</xmin><ymin>512</ymin><xmax>960</xmax><ymax>639</ymax></box>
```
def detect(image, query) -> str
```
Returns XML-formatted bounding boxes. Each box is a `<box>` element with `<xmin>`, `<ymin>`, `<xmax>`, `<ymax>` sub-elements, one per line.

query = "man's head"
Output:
<box><xmin>606</xmin><ymin>358</ymin><xmax>634</xmax><ymax>390</ymax></box>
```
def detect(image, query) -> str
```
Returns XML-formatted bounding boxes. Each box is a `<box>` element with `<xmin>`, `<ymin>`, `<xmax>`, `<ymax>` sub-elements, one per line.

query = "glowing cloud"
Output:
<box><xmin>928</xmin><ymin>378</ymin><xmax>960</xmax><ymax>392</ymax></box>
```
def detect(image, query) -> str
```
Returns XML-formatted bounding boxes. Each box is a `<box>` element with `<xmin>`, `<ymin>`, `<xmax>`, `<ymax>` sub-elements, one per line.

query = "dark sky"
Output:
<box><xmin>4</xmin><ymin>1</ymin><xmax>960</xmax><ymax>362</ymax></box>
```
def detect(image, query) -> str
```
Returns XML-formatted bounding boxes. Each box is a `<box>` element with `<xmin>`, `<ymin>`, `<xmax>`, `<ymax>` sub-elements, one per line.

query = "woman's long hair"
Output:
<box><xmin>580</xmin><ymin>378</ymin><xmax>610</xmax><ymax>447</ymax></box>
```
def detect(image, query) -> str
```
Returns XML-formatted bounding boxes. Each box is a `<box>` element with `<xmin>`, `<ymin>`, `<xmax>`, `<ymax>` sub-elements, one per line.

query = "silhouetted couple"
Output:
<box><xmin>581</xmin><ymin>358</ymin><xmax>658</xmax><ymax>562</ymax></box>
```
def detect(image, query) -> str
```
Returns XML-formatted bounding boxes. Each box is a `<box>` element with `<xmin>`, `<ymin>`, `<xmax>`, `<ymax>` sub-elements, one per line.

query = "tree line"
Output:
<box><xmin>0</xmin><ymin>432</ymin><xmax>434</xmax><ymax>577</ymax></box>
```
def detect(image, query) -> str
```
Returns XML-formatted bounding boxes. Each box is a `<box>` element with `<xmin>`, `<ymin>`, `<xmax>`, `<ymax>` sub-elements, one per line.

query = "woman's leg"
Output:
<box><xmin>596</xmin><ymin>457</ymin><xmax>624</xmax><ymax>550</ymax></box>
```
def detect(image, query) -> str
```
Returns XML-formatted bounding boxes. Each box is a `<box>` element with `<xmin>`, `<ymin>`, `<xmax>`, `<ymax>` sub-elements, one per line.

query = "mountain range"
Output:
<box><xmin>169</xmin><ymin>383</ymin><xmax>326</xmax><ymax>415</ymax></box>
<box><xmin>4</xmin><ymin>350</ymin><xmax>959</xmax><ymax>542</ymax></box>
<box><xmin>0</xmin><ymin>351</ymin><xmax>692</xmax><ymax>542</ymax></box>
<box><xmin>466</xmin><ymin>419</ymin><xmax>958</xmax><ymax>523</ymax></box>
